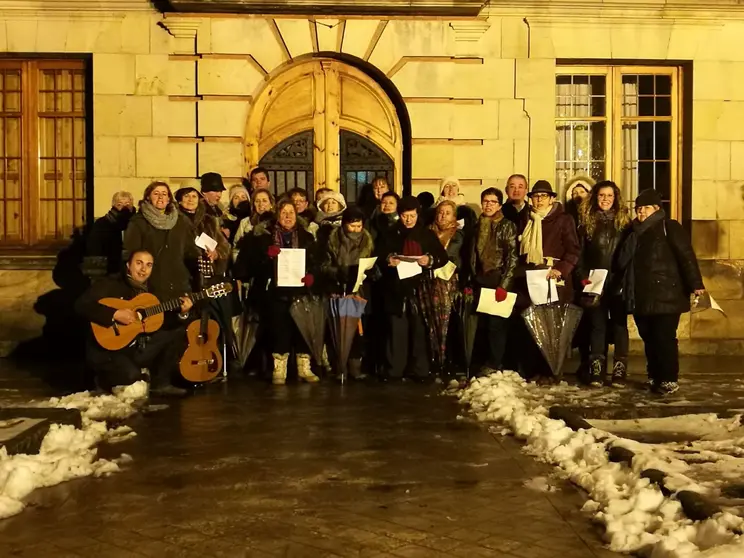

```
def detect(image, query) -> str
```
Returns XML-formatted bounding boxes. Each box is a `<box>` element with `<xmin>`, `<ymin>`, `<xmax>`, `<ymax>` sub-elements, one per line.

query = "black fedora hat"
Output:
<box><xmin>528</xmin><ymin>180</ymin><xmax>557</xmax><ymax>197</ymax></box>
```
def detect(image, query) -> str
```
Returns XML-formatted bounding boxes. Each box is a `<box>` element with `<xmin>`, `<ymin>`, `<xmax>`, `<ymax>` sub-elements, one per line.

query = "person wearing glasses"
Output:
<box><xmin>517</xmin><ymin>180</ymin><xmax>581</xmax><ymax>383</ymax></box>
<box><xmin>617</xmin><ymin>189</ymin><xmax>704</xmax><ymax>395</ymax></box>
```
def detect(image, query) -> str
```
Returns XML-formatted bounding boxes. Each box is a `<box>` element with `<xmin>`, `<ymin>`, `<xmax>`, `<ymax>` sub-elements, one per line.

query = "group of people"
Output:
<box><xmin>77</xmin><ymin>166</ymin><xmax>705</xmax><ymax>396</ymax></box>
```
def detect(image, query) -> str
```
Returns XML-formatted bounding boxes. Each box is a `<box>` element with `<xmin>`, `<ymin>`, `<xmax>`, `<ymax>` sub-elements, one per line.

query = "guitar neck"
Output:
<box><xmin>142</xmin><ymin>291</ymin><xmax>207</xmax><ymax>318</ymax></box>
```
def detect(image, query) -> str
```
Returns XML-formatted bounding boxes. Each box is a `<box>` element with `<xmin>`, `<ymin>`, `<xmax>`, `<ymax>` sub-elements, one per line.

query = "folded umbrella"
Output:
<box><xmin>328</xmin><ymin>295</ymin><xmax>367</xmax><ymax>382</ymax></box>
<box><xmin>522</xmin><ymin>301</ymin><xmax>583</xmax><ymax>377</ymax></box>
<box><xmin>290</xmin><ymin>296</ymin><xmax>327</xmax><ymax>366</ymax></box>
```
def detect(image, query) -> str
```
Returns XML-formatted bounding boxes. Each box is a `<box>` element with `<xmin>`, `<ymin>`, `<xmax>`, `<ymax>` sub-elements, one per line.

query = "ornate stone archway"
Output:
<box><xmin>245</xmin><ymin>57</ymin><xmax>403</xmax><ymax>194</ymax></box>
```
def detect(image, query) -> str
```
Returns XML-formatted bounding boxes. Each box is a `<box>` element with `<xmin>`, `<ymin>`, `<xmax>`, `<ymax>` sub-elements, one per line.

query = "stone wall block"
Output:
<box><xmin>198</xmin><ymin>142</ymin><xmax>243</xmax><ymax>178</ymax></box>
<box><xmin>6</xmin><ymin>20</ymin><xmax>38</xmax><ymax>52</ymax></box>
<box><xmin>197</xmin><ymin>59</ymin><xmax>265</xmax><ymax>97</ymax></box>
<box><xmin>166</xmin><ymin>59</ymin><xmax>196</xmax><ymax>96</ymax></box>
<box><xmin>135</xmin><ymin>54</ymin><xmax>168</xmax><ymax>96</ymax></box>
<box><xmin>36</xmin><ymin>18</ymin><xmax>69</xmax><ymax>52</ymax></box>
<box><xmin>716</xmin><ymin>181</ymin><xmax>744</xmax><ymax>220</ymax></box>
<box><xmin>692</xmin><ymin>140</ymin><xmax>731</xmax><ymax>181</ymax></box>
<box><xmin>198</xmin><ymin>100</ymin><xmax>251</xmax><ymax>138</ymax></box>
<box><xmin>454</xmin><ymin>140</ymin><xmax>514</xmax><ymax>179</ymax></box>
<box><xmin>729</xmin><ymin>221</ymin><xmax>744</xmax><ymax>260</ymax></box>
<box><xmin>730</xmin><ymin>142</ymin><xmax>744</xmax><ymax>181</ymax></box>
<box><xmin>152</xmin><ymin>97</ymin><xmax>196</xmax><ymax>137</ymax></box>
<box><xmin>94</xmin><ymin>54</ymin><xmax>136</xmax><ymax>95</ymax></box>
<box><xmin>691</xmin><ymin>220</ymin><xmax>729</xmax><ymax>260</ymax></box>
<box><xmin>691</xmin><ymin>179</ymin><xmax>717</xmax><ymax>220</ymax></box>
<box><xmin>411</xmin><ymin>144</ymin><xmax>454</xmax><ymax>178</ymax></box>
<box><xmin>698</xmin><ymin>259</ymin><xmax>744</xmax><ymax>300</ymax></box>
<box><xmin>515</xmin><ymin>59</ymin><xmax>554</xmax><ymax>100</ymax></box>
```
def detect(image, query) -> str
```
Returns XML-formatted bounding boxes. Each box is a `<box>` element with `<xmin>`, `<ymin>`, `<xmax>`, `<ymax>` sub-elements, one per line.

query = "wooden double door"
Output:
<box><xmin>245</xmin><ymin>58</ymin><xmax>402</xmax><ymax>201</ymax></box>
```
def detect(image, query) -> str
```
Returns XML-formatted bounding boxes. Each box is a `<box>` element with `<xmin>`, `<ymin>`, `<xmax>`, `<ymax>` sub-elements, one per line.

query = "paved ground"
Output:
<box><xmin>0</xmin><ymin>358</ymin><xmax>623</xmax><ymax>558</ymax></box>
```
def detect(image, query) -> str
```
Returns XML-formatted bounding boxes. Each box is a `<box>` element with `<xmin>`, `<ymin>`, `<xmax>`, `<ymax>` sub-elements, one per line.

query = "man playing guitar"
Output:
<box><xmin>75</xmin><ymin>250</ymin><xmax>192</xmax><ymax>397</ymax></box>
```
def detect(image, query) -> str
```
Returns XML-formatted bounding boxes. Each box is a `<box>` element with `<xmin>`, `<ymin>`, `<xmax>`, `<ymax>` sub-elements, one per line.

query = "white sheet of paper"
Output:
<box><xmin>195</xmin><ymin>232</ymin><xmax>218</xmax><ymax>252</ymax></box>
<box><xmin>457</xmin><ymin>219</ymin><xmax>465</xmax><ymax>230</ymax></box>
<box><xmin>276</xmin><ymin>248</ymin><xmax>306</xmax><ymax>287</ymax></box>
<box><xmin>526</xmin><ymin>270</ymin><xmax>559</xmax><ymax>305</ymax></box>
<box><xmin>710</xmin><ymin>294</ymin><xmax>726</xmax><ymax>315</ymax></box>
<box><xmin>434</xmin><ymin>260</ymin><xmax>457</xmax><ymax>281</ymax></box>
<box><xmin>477</xmin><ymin>289</ymin><xmax>517</xmax><ymax>318</ymax></box>
<box><xmin>397</xmin><ymin>260</ymin><xmax>422</xmax><ymax>280</ymax></box>
<box><xmin>353</xmin><ymin>257</ymin><xmax>377</xmax><ymax>293</ymax></box>
<box><xmin>583</xmin><ymin>269</ymin><xmax>609</xmax><ymax>295</ymax></box>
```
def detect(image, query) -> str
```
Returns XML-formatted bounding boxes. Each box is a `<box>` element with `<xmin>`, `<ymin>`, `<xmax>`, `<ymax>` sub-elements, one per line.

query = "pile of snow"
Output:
<box><xmin>0</xmin><ymin>381</ymin><xmax>147</xmax><ymax>520</ymax></box>
<box><xmin>458</xmin><ymin>372</ymin><xmax>744</xmax><ymax>557</ymax></box>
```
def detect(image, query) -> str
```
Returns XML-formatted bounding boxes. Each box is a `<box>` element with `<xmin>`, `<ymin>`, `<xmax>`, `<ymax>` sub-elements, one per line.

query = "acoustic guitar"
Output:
<box><xmin>91</xmin><ymin>282</ymin><xmax>233</xmax><ymax>351</ymax></box>
<box><xmin>180</xmin><ymin>254</ymin><xmax>224</xmax><ymax>383</ymax></box>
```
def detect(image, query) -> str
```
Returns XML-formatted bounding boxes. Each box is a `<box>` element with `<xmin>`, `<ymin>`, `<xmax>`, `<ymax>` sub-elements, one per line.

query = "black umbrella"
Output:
<box><xmin>455</xmin><ymin>289</ymin><xmax>479</xmax><ymax>377</ymax></box>
<box><xmin>522</xmin><ymin>301</ymin><xmax>583</xmax><ymax>377</ymax></box>
<box><xmin>290</xmin><ymin>296</ymin><xmax>326</xmax><ymax>366</ymax></box>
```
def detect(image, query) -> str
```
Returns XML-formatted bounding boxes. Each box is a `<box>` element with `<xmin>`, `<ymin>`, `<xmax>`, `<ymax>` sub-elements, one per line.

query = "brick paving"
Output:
<box><xmin>0</xmin><ymin>358</ymin><xmax>625</xmax><ymax>558</ymax></box>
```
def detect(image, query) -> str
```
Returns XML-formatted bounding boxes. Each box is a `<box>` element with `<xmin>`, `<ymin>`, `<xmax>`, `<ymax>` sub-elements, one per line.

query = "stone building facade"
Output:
<box><xmin>0</xmin><ymin>0</ymin><xmax>742</xmax><ymax>353</ymax></box>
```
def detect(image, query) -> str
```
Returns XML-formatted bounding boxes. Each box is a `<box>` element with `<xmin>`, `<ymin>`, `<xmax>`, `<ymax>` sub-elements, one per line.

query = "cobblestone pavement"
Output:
<box><xmin>0</xmin><ymin>357</ymin><xmax>628</xmax><ymax>558</ymax></box>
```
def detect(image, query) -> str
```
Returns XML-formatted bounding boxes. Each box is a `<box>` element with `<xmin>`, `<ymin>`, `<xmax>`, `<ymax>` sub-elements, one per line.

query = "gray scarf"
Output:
<box><xmin>140</xmin><ymin>201</ymin><xmax>178</xmax><ymax>230</ymax></box>
<box><xmin>337</xmin><ymin>229</ymin><xmax>364</xmax><ymax>267</ymax></box>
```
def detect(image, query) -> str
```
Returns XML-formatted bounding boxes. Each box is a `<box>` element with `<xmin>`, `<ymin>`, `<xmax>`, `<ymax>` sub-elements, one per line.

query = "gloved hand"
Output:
<box><xmin>267</xmin><ymin>245</ymin><xmax>281</xmax><ymax>258</ymax></box>
<box><xmin>581</xmin><ymin>279</ymin><xmax>592</xmax><ymax>287</ymax></box>
<box><xmin>495</xmin><ymin>287</ymin><xmax>508</xmax><ymax>302</ymax></box>
<box><xmin>302</xmin><ymin>274</ymin><xmax>315</xmax><ymax>288</ymax></box>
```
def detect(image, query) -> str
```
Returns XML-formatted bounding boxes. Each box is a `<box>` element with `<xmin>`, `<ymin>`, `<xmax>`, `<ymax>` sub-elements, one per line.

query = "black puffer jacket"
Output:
<box><xmin>619</xmin><ymin>217</ymin><xmax>703</xmax><ymax>316</ymax></box>
<box><xmin>576</xmin><ymin>213</ymin><xmax>630</xmax><ymax>295</ymax></box>
<box><xmin>123</xmin><ymin>211</ymin><xmax>200</xmax><ymax>302</ymax></box>
<box><xmin>375</xmin><ymin>222</ymin><xmax>449</xmax><ymax>315</ymax></box>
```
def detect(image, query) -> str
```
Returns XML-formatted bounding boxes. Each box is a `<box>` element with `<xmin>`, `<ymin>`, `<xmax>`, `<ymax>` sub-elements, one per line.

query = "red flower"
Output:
<box><xmin>301</xmin><ymin>273</ymin><xmax>315</xmax><ymax>287</ymax></box>
<box><xmin>463</xmin><ymin>287</ymin><xmax>474</xmax><ymax>296</ymax></box>
<box><xmin>267</xmin><ymin>245</ymin><xmax>281</xmax><ymax>258</ymax></box>
<box><xmin>495</xmin><ymin>287</ymin><xmax>508</xmax><ymax>302</ymax></box>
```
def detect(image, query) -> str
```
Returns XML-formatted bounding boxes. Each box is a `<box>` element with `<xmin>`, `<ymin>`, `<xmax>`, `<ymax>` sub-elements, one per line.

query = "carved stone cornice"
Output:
<box><xmin>483</xmin><ymin>0</ymin><xmax>744</xmax><ymax>21</ymax></box>
<box><xmin>0</xmin><ymin>0</ymin><xmax>154</xmax><ymax>11</ymax></box>
<box><xmin>161</xmin><ymin>14</ymin><xmax>204</xmax><ymax>37</ymax></box>
<box><xmin>449</xmin><ymin>20</ymin><xmax>490</xmax><ymax>42</ymax></box>
<box><xmin>153</xmin><ymin>0</ymin><xmax>486</xmax><ymax>17</ymax></box>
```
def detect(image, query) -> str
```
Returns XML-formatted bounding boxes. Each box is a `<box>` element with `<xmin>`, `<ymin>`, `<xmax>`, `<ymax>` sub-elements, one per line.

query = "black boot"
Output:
<box><xmin>611</xmin><ymin>360</ymin><xmax>627</xmax><ymax>388</ymax></box>
<box><xmin>588</xmin><ymin>358</ymin><xmax>605</xmax><ymax>388</ymax></box>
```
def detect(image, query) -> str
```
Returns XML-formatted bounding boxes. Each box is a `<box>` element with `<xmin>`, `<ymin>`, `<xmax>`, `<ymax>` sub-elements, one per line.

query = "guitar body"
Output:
<box><xmin>180</xmin><ymin>318</ymin><xmax>223</xmax><ymax>383</ymax></box>
<box><xmin>91</xmin><ymin>293</ymin><xmax>165</xmax><ymax>351</ymax></box>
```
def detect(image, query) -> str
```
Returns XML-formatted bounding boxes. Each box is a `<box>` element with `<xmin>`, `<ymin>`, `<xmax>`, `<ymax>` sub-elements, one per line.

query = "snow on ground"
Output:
<box><xmin>0</xmin><ymin>381</ymin><xmax>148</xmax><ymax>520</ymax></box>
<box><xmin>457</xmin><ymin>371</ymin><xmax>744</xmax><ymax>557</ymax></box>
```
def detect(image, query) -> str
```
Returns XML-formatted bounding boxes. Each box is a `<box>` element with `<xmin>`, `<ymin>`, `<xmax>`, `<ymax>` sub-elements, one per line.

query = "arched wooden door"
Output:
<box><xmin>246</xmin><ymin>58</ymin><xmax>402</xmax><ymax>195</ymax></box>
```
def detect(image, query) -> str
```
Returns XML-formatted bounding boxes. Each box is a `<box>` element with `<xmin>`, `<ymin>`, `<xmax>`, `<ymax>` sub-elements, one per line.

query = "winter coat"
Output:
<box><xmin>618</xmin><ymin>217</ymin><xmax>703</xmax><ymax>316</ymax></box>
<box><xmin>179</xmin><ymin>201</ymin><xmax>231</xmax><ymax>279</ymax></box>
<box><xmin>223</xmin><ymin>201</ymin><xmax>252</xmax><ymax>243</ymax></box>
<box><xmin>502</xmin><ymin>201</ymin><xmax>529</xmax><ymax>236</ymax></box>
<box><xmin>233</xmin><ymin>218</ymin><xmax>317</xmax><ymax>311</ymax></box>
<box><xmin>315</xmin><ymin>211</ymin><xmax>344</xmax><ymax>248</ymax></box>
<box><xmin>576</xmin><ymin>211</ymin><xmax>630</xmax><ymax>296</ymax></box>
<box><xmin>320</xmin><ymin>227</ymin><xmax>375</xmax><ymax>296</ymax></box>
<box><xmin>86</xmin><ymin>208</ymin><xmax>133</xmax><ymax>274</ymax></box>
<box><xmin>367</xmin><ymin>211</ymin><xmax>399</xmax><ymax>243</ymax></box>
<box><xmin>468</xmin><ymin>213</ymin><xmax>518</xmax><ymax>290</ymax></box>
<box><xmin>123</xmin><ymin>211</ymin><xmax>200</xmax><ymax>303</ymax></box>
<box><xmin>374</xmin><ymin>222</ymin><xmax>449</xmax><ymax>315</ymax></box>
<box><xmin>444</xmin><ymin>229</ymin><xmax>465</xmax><ymax>270</ymax></box>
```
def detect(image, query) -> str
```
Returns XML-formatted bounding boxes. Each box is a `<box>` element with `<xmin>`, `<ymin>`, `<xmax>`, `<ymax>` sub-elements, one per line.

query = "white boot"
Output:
<box><xmin>297</xmin><ymin>353</ymin><xmax>320</xmax><ymax>383</ymax></box>
<box><xmin>272</xmin><ymin>353</ymin><xmax>289</xmax><ymax>385</ymax></box>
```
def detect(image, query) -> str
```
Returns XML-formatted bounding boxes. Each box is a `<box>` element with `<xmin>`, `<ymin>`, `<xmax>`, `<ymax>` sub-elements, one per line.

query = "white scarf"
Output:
<box><xmin>520</xmin><ymin>206</ymin><xmax>551</xmax><ymax>266</ymax></box>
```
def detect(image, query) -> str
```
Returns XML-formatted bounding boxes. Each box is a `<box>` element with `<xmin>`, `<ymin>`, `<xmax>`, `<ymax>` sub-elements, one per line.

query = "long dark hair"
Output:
<box><xmin>140</xmin><ymin>181</ymin><xmax>176</xmax><ymax>214</ymax></box>
<box><xmin>579</xmin><ymin>180</ymin><xmax>630</xmax><ymax>238</ymax></box>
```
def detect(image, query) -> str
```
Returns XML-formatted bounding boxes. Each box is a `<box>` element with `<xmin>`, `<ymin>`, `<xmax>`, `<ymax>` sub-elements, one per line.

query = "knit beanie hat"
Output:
<box><xmin>398</xmin><ymin>195</ymin><xmax>421</xmax><ymax>213</ymax></box>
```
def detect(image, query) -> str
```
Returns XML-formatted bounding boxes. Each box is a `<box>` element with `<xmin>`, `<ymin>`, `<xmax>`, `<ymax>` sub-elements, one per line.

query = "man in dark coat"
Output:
<box><xmin>502</xmin><ymin>173</ymin><xmax>530</xmax><ymax>235</ymax></box>
<box><xmin>617</xmin><ymin>189</ymin><xmax>705</xmax><ymax>395</ymax></box>
<box><xmin>75</xmin><ymin>250</ymin><xmax>191</xmax><ymax>396</ymax></box>
<box><xmin>375</xmin><ymin>196</ymin><xmax>448</xmax><ymax>382</ymax></box>
<box><xmin>86</xmin><ymin>191</ymin><xmax>134</xmax><ymax>274</ymax></box>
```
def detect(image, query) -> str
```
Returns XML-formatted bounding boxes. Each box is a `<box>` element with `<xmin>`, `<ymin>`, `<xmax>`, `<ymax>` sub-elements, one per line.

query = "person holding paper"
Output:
<box><xmin>123</xmin><ymin>182</ymin><xmax>200</xmax><ymax>321</ymax></box>
<box><xmin>375</xmin><ymin>196</ymin><xmax>448</xmax><ymax>382</ymax></box>
<box><xmin>319</xmin><ymin>206</ymin><xmax>376</xmax><ymax>380</ymax></box>
<box><xmin>467</xmin><ymin>187</ymin><xmax>518</xmax><ymax>373</ymax></box>
<box><xmin>576</xmin><ymin>180</ymin><xmax>631</xmax><ymax>387</ymax></box>
<box><xmin>233</xmin><ymin>199</ymin><xmax>320</xmax><ymax>385</ymax></box>
<box><xmin>175</xmin><ymin>185</ymin><xmax>231</xmax><ymax>280</ymax></box>
<box><xmin>617</xmin><ymin>189</ymin><xmax>705</xmax><ymax>395</ymax></box>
